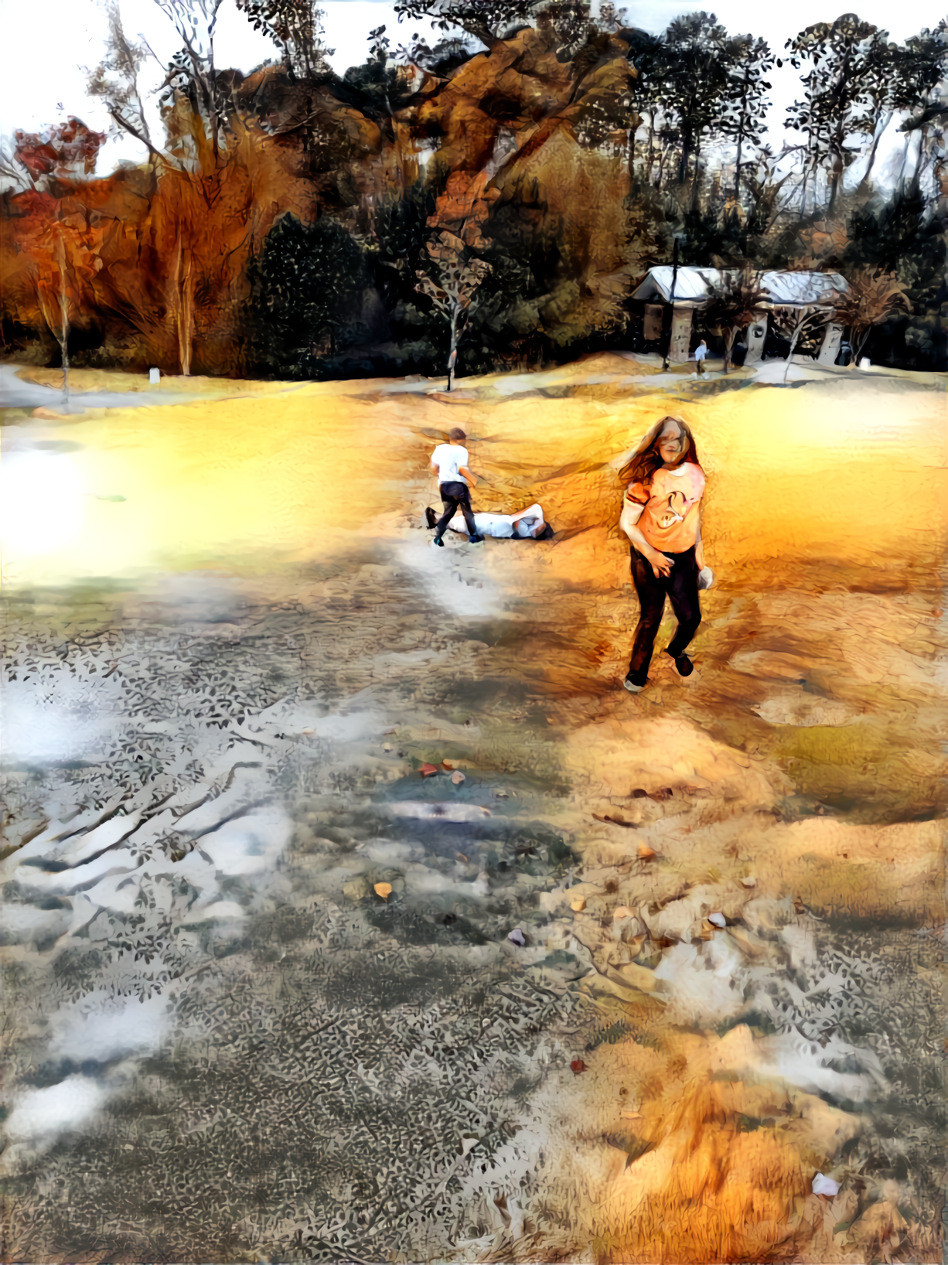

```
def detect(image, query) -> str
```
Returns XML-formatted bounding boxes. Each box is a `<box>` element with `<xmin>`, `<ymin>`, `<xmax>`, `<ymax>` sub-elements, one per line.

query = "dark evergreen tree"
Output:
<box><xmin>247</xmin><ymin>214</ymin><xmax>369</xmax><ymax>377</ymax></box>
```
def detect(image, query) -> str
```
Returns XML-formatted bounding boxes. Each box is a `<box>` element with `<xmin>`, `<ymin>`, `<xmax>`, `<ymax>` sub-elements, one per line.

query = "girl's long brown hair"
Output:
<box><xmin>618</xmin><ymin>416</ymin><xmax>700</xmax><ymax>486</ymax></box>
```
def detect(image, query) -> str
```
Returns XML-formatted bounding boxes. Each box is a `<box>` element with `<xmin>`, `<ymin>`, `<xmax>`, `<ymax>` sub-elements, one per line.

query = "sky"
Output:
<box><xmin>0</xmin><ymin>0</ymin><xmax>939</xmax><ymax>174</ymax></box>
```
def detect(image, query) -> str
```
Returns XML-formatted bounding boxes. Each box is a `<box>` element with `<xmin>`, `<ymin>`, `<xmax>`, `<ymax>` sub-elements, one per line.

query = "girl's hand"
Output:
<box><xmin>647</xmin><ymin>547</ymin><xmax>673</xmax><ymax>578</ymax></box>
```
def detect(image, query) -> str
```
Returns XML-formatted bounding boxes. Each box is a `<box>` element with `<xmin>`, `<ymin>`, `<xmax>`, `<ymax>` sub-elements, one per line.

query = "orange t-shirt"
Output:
<box><xmin>626</xmin><ymin>462</ymin><xmax>705</xmax><ymax>553</ymax></box>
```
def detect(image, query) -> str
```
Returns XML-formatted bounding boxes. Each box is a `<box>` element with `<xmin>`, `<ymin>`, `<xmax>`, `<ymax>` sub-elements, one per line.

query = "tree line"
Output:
<box><xmin>0</xmin><ymin>0</ymin><xmax>944</xmax><ymax>389</ymax></box>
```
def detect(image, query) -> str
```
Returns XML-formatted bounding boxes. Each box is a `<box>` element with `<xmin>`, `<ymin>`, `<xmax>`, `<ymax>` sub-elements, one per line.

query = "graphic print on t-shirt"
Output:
<box><xmin>626</xmin><ymin>462</ymin><xmax>705</xmax><ymax>552</ymax></box>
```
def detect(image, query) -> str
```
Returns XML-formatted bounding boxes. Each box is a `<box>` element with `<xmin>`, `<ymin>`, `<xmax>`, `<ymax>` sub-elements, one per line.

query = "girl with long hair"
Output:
<box><xmin>618</xmin><ymin>415</ymin><xmax>706</xmax><ymax>693</ymax></box>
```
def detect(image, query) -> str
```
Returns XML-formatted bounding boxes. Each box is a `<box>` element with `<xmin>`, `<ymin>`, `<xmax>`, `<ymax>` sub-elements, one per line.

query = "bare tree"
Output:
<box><xmin>415</xmin><ymin>172</ymin><xmax>496</xmax><ymax>390</ymax></box>
<box><xmin>152</xmin><ymin>0</ymin><xmax>226</xmax><ymax>158</ymax></box>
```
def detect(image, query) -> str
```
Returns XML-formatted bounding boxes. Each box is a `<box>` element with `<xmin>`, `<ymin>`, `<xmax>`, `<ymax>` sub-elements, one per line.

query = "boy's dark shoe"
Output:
<box><xmin>664</xmin><ymin>649</ymin><xmax>694</xmax><ymax>676</ymax></box>
<box><xmin>468</xmin><ymin>534</ymin><xmax>485</xmax><ymax>545</ymax></box>
<box><xmin>431</xmin><ymin>536</ymin><xmax>444</xmax><ymax>548</ymax></box>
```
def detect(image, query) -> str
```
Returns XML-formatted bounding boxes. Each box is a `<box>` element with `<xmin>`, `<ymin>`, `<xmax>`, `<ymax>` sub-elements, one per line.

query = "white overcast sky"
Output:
<box><xmin>0</xmin><ymin>0</ymin><xmax>939</xmax><ymax>174</ymax></box>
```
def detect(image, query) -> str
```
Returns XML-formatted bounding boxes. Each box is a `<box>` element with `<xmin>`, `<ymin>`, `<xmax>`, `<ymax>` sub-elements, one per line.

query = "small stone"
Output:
<box><xmin>740</xmin><ymin>875</ymin><xmax>757</xmax><ymax>888</ymax></box>
<box><xmin>570</xmin><ymin>1059</ymin><xmax>587</xmax><ymax>1074</ymax></box>
<box><xmin>373</xmin><ymin>882</ymin><xmax>393</xmax><ymax>900</ymax></box>
<box><xmin>301</xmin><ymin>727</ymin><xmax>315</xmax><ymax>735</ymax></box>
<box><xmin>708</xmin><ymin>912</ymin><xmax>726</xmax><ymax>928</ymax></box>
<box><xmin>455</xmin><ymin>852</ymin><xmax>469</xmax><ymax>864</ymax></box>
<box><xmin>570</xmin><ymin>897</ymin><xmax>586</xmax><ymax>913</ymax></box>
<box><xmin>507</xmin><ymin>927</ymin><xmax>526</xmax><ymax>947</ymax></box>
<box><xmin>612</xmin><ymin>905</ymin><xmax>635</xmax><ymax>921</ymax></box>
<box><xmin>382</xmin><ymin>743</ymin><xmax>393</xmax><ymax>752</ymax></box>
<box><xmin>812</xmin><ymin>1173</ymin><xmax>840</xmax><ymax>1198</ymax></box>
<box><xmin>637</xmin><ymin>843</ymin><xmax>657</xmax><ymax>860</ymax></box>
<box><xmin>451</xmin><ymin>770</ymin><xmax>466</xmax><ymax>785</ymax></box>
<box><xmin>442</xmin><ymin>758</ymin><xmax>457</xmax><ymax>769</ymax></box>
<box><xmin>494</xmin><ymin>789</ymin><xmax>509</xmax><ymax>799</ymax></box>
<box><xmin>419</xmin><ymin>763</ymin><xmax>439</xmax><ymax>777</ymax></box>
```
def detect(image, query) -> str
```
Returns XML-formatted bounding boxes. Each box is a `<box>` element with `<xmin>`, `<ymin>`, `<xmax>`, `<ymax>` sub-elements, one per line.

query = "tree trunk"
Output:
<box><xmin>909</xmin><ymin>125</ymin><xmax>929</xmax><ymax>197</ymax></box>
<box><xmin>783</xmin><ymin>320</ymin><xmax>808</xmax><ymax>382</ymax></box>
<box><xmin>677</xmin><ymin>125</ymin><xmax>693</xmax><ymax>187</ymax></box>
<box><xmin>56</xmin><ymin>232</ymin><xmax>70</xmax><ymax>401</ymax></box>
<box><xmin>722</xmin><ymin>326</ymin><xmax>736</xmax><ymax>374</ymax></box>
<box><xmin>644</xmin><ymin>111</ymin><xmax>655</xmax><ymax>184</ymax></box>
<box><xmin>447</xmin><ymin>308</ymin><xmax>458</xmax><ymax>392</ymax></box>
<box><xmin>170</xmin><ymin>238</ymin><xmax>194</xmax><ymax>377</ymax></box>
<box><xmin>690</xmin><ymin>135</ymin><xmax>702</xmax><ymax>212</ymax></box>
<box><xmin>859</xmin><ymin>111</ymin><xmax>892</xmax><ymax>190</ymax></box>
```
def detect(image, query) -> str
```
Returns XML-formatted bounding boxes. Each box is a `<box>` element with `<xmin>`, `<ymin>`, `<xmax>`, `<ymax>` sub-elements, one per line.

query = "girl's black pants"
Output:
<box><xmin>628</xmin><ymin>545</ymin><xmax>701</xmax><ymax>685</ymax></box>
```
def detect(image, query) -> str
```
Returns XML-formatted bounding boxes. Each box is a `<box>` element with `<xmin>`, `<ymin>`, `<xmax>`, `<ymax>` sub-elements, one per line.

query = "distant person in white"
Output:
<box><xmin>694</xmin><ymin>339</ymin><xmax>708</xmax><ymax>375</ymax></box>
<box><xmin>429</xmin><ymin>427</ymin><xmax>484</xmax><ymax>547</ymax></box>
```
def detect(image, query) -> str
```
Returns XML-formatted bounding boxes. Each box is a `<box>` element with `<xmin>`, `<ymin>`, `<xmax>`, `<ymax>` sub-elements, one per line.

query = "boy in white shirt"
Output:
<box><xmin>694</xmin><ymin>339</ymin><xmax>708</xmax><ymax>375</ymax></box>
<box><xmin>429</xmin><ymin>428</ymin><xmax>485</xmax><ymax>547</ymax></box>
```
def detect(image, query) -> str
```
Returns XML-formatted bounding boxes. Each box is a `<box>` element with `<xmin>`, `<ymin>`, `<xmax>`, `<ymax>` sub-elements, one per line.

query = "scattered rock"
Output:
<box><xmin>451</xmin><ymin>771</ymin><xmax>466</xmax><ymax>785</ymax></box>
<box><xmin>708</xmin><ymin>912</ymin><xmax>726</xmax><ymax>928</ymax></box>
<box><xmin>385</xmin><ymin>801</ymin><xmax>490</xmax><ymax>823</ymax></box>
<box><xmin>740</xmin><ymin>875</ymin><xmax>757</xmax><ymax>888</ymax></box>
<box><xmin>812</xmin><ymin>1173</ymin><xmax>840</xmax><ymax>1198</ymax></box>
<box><xmin>637</xmin><ymin>843</ymin><xmax>657</xmax><ymax>860</ymax></box>
<box><xmin>30</xmin><ymin>406</ymin><xmax>73</xmax><ymax>420</ymax></box>
<box><xmin>493</xmin><ymin>789</ymin><xmax>509</xmax><ymax>799</ymax></box>
<box><xmin>441</xmin><ymin>758</ymin><xmax>457</xmax><ymax>769</ymax></box>
<box><xmin>570</xmin><ymin>897</ymin><xmax>586</xmax><ymax>912</ymax></box>
<box><xmin>455</xmin><ymin>852</ymin><xmax>469</xmax><ymax>864</ymax></box>
<box><xmin>507</xmin><ymin>927</ymin><xmax>526</xmax><ymax>946</ymax></box>
<box><xmin>373</xmin><ymin>882</ymin><xmax>393</xmax><ymax>900</ymax></box>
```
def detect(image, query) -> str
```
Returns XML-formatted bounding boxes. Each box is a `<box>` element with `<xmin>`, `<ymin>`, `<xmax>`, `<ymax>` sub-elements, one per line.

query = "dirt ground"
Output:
<box><xmin>1</xmin><ymin>357</ymin><xmax>945</xmax><ymax>1263</ymax></box>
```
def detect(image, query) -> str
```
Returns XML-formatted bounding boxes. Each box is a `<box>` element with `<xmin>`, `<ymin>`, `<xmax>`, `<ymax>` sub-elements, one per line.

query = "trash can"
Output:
<box><xmin>731</xmin><ymin>342</ymin><xmax>748</xmax><ymax>367</ymax></box>
<box><xmin>836</xmin><ymin>343</ymin><xmax>852</xmax><ymax>367</ymax></box>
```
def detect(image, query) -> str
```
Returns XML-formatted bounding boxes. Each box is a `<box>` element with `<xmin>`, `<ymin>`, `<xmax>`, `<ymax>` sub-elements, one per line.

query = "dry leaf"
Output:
<box><xmin>570</xmin><ymin>897</ymin><xmax>586</xmax><ymax>912</ymax></box>
<box><xmin>373</xmin><ymin>882</ymin><xmax>393</xmax><ymax>900</ymax></box>
<box><xmin>419</xmin><ymin>763</ymin><xmax>439</xmax><ymax>777</ymax></box>
<box><xmin>637</xmin><ymin>843</ymin><xmax>657</xmax><ymax>860</ymax></box>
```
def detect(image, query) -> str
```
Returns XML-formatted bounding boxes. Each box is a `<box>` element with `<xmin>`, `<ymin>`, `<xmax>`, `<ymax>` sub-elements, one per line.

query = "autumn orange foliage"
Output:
<box><xmin>1</xmin><ymin>107</ymin><xmax>310</xmax><ymax>375</ymax></box>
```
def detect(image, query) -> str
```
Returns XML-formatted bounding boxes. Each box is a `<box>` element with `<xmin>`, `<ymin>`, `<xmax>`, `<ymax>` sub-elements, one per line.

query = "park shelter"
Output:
<box><xmin>630</xmin><ymin>267</ymin><xmax>850</xmax><ymax>364</ymax></box>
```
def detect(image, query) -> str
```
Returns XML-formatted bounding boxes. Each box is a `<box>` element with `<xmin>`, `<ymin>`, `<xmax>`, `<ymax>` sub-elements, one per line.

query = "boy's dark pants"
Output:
<box><xmin>628</xmin><ymin>545</ymin><xmax>701</xmax><ymax>684</ymax></box>
<box><xmin>434</xmin><ymin>480</ymin><xmax>477</xmax><ymax>538</ymax></box>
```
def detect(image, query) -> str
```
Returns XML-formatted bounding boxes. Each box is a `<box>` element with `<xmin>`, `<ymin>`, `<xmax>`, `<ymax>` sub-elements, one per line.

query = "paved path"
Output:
<box><xmin>0</xmin><ymin>364</ymin><xmax>209</xmax><ymax>412</ymax></box>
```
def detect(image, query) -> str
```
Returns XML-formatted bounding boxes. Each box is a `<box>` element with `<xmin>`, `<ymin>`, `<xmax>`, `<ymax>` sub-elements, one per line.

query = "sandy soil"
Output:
<box><xmin>1</xmin><ymin>357</ymin><xmax>945</xmax><ymax>1263</ymax></box>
